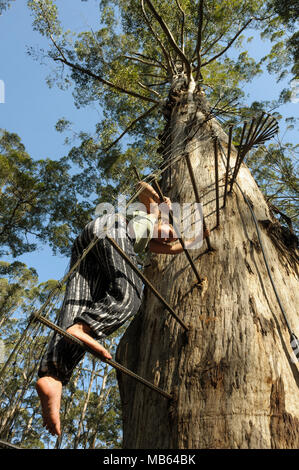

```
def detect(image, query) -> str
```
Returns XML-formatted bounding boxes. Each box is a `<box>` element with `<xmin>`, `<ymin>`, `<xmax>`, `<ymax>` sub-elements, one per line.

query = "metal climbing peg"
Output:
<box><xmin>290</xmin><ymin>333</ymin><xmax>299</xmax><ymax>363</ymax></box>
<box><xmin>31</xmin><ymin>312</ymin><xmax>173</xmax><ymax>400</ymax></box>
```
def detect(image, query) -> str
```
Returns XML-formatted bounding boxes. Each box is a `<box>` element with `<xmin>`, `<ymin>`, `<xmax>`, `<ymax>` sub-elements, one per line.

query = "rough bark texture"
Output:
<box><xmin>116</xmin><ymin>84</ymin><xmax>299</xmax><ymax>449</ymax></box>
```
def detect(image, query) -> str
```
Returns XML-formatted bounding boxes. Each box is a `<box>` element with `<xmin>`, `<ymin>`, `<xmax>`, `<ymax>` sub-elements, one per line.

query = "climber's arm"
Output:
<box><xmin>137</xmin><ymin>181</ymin><xmax>159</xmax><ymax>204</ymax></box>
<box><xmin>136</xmin><ymin>181</ymin><xmax>173</xmax><ymax>216</ymax></box>
<box><xmin>148</xmin><ymin>239</ymin><xmax>184</xmax><ymax>255</ymax></box>
<box><xmin>148</xmin><ymin>229</ymin><xmax>210</xmax><ymax>255</ymax></box>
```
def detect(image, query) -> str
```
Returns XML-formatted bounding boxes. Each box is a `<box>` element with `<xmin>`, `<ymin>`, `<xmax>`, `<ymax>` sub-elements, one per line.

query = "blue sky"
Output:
<box><xmin>0</xmin><ymin>1</ymin><xmax>103</xmax><ymax>280</ymax></box>
<box><xmin>0</xmin><ymin>1</ymin><xmax>298</xmax><ymax>283</ymax></box>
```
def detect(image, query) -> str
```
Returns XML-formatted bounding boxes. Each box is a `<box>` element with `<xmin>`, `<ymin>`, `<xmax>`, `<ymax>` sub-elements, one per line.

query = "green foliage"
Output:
<box><xmin>288</xmin><ymin>32</ymin><xmax>299</xmax><ymax>78</ymax></box>
<box><xmin>0</xmin><ymin>129</ymin><xmax>98</xmax><ymax>257</ymax></box>
<box><xmin>25</xmin><ymin>0</ymin><xmax>297</xmax><ymax>193</ymax></box>
<box><xmin>0</xmin><ymin>260</ymin><xmax>123</xmax><ymax>449</ymax></box>
<box><xmin>262</xmin><ymin>0</ymin><xmax>299</xmax><ymax>80</ymax></box>
<box><xmin>222</xmin><ymin>99</ymin><xmax>298</xmax><ymax>234</ymax></box>
<box><xmin>0</xmin><ymin>261</ymin><xmax>38</xmax><ymax>329</ymax></box>
<box><xmin>28</xmin><ymin>0</ymin><xmax>62</xmax><ymax>36</ymax></box>
<box><xmin>247</xmin><ymin>143</ymin><xmax>299</xmax><ymax>233</ymax></box>
<box><xmin>270</xmin><ymin>0</ymin><xmax>299</xmax><ymax>25</ymax></box>
<box><xmin>0</xmin><ymin>262</ymin><xmax>64</xmax><ymax>447</ymax></box>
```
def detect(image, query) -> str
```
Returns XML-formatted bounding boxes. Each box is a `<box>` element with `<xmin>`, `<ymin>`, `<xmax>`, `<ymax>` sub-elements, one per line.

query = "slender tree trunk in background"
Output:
<box><xmin>116</xmin><ymin>81</ymin><xmax>299</xmax><ymax>449</ymax></box>
<box><xmin>21</xmin><ymin>414</ymin><xmax>34</xmax><ymax>441</ymax></box>
<box><xmin>90</xmin><ymin>363</ymin><xmax>110</xmax><ymax>449</ymax></box>
<box><xmin>0</xmin><ymin>371</ymin><xmax>32</xmax><ymax>437</ymax></box>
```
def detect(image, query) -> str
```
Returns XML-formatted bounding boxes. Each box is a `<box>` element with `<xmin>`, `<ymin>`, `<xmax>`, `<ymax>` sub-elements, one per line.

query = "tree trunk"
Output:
<box><xmin>116</xmin><ymin>82</ymin><xmax>299</xmax><ymax>449</ymax></box>
<box><xmin>90</xmin><ymin>362</ymin><xmax>111</xmax><ymax>449</ymax></box>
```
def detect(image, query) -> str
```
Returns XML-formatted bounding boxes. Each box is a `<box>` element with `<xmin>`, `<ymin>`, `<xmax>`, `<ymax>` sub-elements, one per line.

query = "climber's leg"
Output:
<box><xmin>37</xmin><ymin>214</ymin><xmax>142</xmax><ymax>386</ymax></box>
<box><xmin>36</xmin><ymin>214</ymin><xmax>142</xmax><ymax>436</ymax></box>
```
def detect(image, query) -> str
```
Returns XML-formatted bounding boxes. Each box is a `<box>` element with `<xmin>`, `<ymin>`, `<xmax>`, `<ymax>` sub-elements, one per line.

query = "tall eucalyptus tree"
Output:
<box><xmin>28</xmin><ymin>0</ymin><xmax>299</xmax><ymax>448</ymax></box>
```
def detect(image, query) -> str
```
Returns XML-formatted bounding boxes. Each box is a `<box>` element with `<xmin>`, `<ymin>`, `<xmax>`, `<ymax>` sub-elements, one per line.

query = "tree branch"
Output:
<box><xmin>175</xmin><ymin>0</ymin><xmax>185</xmax><ymax>53</ymax></box>
<box><xmin>134</xmin><ymin>52</ymin><xmax>167</xmax><ymax>71</ymax></box>
<box><xmin>122</xmin><ymin>55</ymin><xmax>167</xmax><ymax>71</ymax></box>
<box><xmin>137</xmin><ymin>81</ymin><xmax>161</xmax><ymax>97</ymax></box>
<box><xmin>146</xmin><ymin>80</ymin><xmax>169</xmax><ymax>87</ymax></box>
<box><xmin>140</xmin><ymin>0</ymin><xmax>175</xmax><ymax>75</ymax></box>
<box><xmin>53</xmin><ymin>57</ymin><xmax>160</xmax><ymax>104</ymax></box>
<box><xmin>201</xmin><ymin>30</ymin><xmax>227</xmax><ymax>57</ymax></box>
<box><xmin>102</xmin><ymin>104</ymin><xmax>159</xmax><ymax>152</ymax></box>
<box><xmin>195</xmin><ymin>0</ymin><xmax>204</xmax><ymax>81</ymax></box>
<box><xmin>42</xmin><ymin>4</ymin><xmax>162</xmax><ymax>103</ymax></box>
<box><xmin>144</xmin><ymin>0</ymin><xmax>192</xmax><ymax>80</ymax></box>
<box><xmin>47</xmin><ymin>22</ymin><xmax>161</xmax><ymax>104</ymax></box>
<box><xmin>200</xmin><ymin>18</ymin><xmax>253</xmax><ymax>68</ymax></box>
<box><xmin>201</xmin><ymin>10</ymin><xmax>211</xmax><ymax>39</ymax></box>
<box><xmin>49</xmin><ymin>34</ymin><xmax>67</xmax><ymax>62</ymax></box>
<box><xmin>140</xmin><ymin>72</ymin><xmax>168</xmax><ymax>79</ymax></box>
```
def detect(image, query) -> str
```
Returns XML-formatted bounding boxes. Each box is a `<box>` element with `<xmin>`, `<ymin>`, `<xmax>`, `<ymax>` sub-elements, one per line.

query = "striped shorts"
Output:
<box><xmin>38</xmin><ymin>214</ymin><xmax>143</xmax><ymax>385</ymax></box>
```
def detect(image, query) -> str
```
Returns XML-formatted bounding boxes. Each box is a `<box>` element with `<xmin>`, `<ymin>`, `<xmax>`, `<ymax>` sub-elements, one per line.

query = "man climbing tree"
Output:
<box><xmin>28</xmin><ymin>0</ymin><xmax>299</xmax><ymax>448</ymax></box>
<box><xmin>36</xmin><ymin>180</ymin><xmax>209</xmax><ymax>436</ymax></box>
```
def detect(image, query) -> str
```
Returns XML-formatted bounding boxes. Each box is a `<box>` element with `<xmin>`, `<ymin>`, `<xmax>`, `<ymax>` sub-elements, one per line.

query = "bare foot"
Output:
<box><xmin>204</xmin><ymin>228</ymin><xmax>210</xmax><ymax>239</ymax></box>
<box><xmin>66</xmin><ymin>322</ymin><xmax>112</xmax><ymax>360</ymax></box>
<box><xmin>36</xmin><ymin>375</ymin><xmax>62</xmax><ymax>436</ymax></box>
